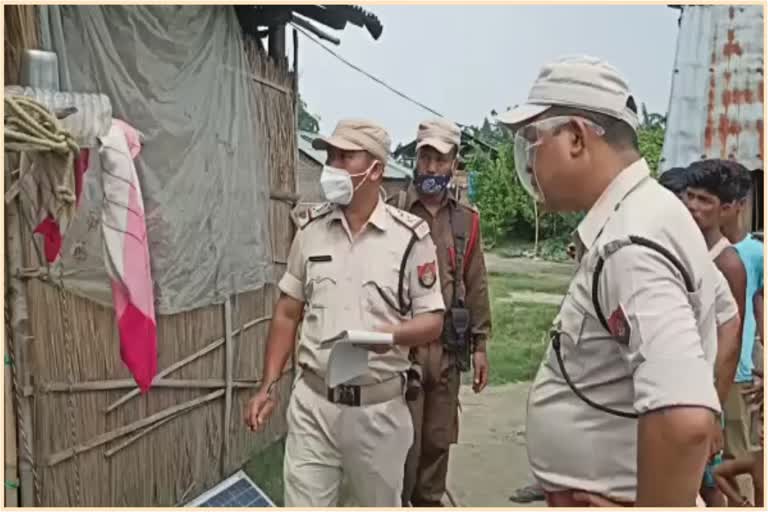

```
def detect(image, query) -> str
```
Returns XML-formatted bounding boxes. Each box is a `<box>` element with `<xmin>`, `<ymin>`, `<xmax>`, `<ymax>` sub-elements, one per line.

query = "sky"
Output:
<box><xmin>295</xmin><ymin>4</ymin><xmax>681</xmax><ymax>146</ymax></box>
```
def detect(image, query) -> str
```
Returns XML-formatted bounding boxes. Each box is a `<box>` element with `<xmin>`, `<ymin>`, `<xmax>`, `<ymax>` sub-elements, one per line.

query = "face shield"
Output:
<box><xmin>512</xmin><ymin>116</ymin><xmax>605</xmax><ymax>203</ymax></box>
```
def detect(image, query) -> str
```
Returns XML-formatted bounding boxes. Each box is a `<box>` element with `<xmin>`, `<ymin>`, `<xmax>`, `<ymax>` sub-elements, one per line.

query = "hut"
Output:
<box><xmin>295</xmin><ymin>130</ymin><xmax>413</xmax><ymax>210</ymax></box>
<box><xmin>4</xmin><ymin>4</ymin><xmax>381</xmax><ymax>507</ymax></box>
<box><xmin>661</xmin><ymin>4</ymin><xmax>764</xmax><ymax>231</ymax></box>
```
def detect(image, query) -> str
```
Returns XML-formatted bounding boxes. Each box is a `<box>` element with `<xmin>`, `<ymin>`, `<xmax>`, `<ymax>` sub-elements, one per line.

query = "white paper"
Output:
<box><xmin>321</xmin><ymin>330</ymin><xmax>394</xmax><ymax>388</ymax></box>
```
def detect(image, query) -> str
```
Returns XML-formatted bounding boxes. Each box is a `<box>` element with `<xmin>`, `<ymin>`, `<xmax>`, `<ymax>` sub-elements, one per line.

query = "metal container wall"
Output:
<box><xmin>20</xmin><ymin>49</ymin><xmax>60</xmax><ymax>91</ymax></box>
<box><xmin>661</xmin><ymin>5</ymin><xmax>764</xmax><ymax>172</ymax></box>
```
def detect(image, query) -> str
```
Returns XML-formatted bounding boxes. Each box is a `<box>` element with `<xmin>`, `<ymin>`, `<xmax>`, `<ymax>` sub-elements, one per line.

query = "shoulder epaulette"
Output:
<box><xmin>458</xmin><ymin>201</ymin><xmax>480</xmax><ymax>217</ymax></box>
<box><xmin>386</xmin><ymin>204</ymin><xmax>430</xmax><ymax>240</ymax></box>
<box><xmin>292</xmin><ymin>203</ymin><xmax>333</xmax><ymax>230</ymax></box>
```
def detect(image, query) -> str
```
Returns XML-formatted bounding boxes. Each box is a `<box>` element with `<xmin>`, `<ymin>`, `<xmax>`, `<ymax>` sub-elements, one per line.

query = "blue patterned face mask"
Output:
<box><xmin>414</xmin><ymin>173</ymin><xmax>451</xmax><ymax>196</ymax></box>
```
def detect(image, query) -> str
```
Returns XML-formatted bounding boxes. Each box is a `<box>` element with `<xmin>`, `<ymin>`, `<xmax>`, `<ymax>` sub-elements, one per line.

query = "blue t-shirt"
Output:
<box><xmin>733</xmin><ymin>234</ymin><xmax>764</xmax><ymax>382</ymax></box>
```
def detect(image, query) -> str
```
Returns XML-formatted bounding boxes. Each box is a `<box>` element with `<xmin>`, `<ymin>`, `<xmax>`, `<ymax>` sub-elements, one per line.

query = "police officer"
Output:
<box><xmin>498</xmin><ymin>56</ymin><xmax>722</xmax><ymax>506</ymax></box>
<box><xmin>389</xmin><ymin>119</ymin><xmax>492</xmax><ymax>507</ymax></box>
<box><xmin>244</xmin><ymin>119</ymin><xmax>446</xmax><ymax>507</ymax></box>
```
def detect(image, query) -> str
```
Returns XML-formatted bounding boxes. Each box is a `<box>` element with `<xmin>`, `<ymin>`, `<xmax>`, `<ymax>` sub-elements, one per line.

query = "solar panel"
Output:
<box><xmin>185</xmin><ymin>470</ymin><xmax>275</xmax><ymax>507</ymax></box>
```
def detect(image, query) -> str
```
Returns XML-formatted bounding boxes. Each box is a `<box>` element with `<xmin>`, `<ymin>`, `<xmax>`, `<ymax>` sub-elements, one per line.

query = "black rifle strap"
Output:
<box><xmin>590</xmin><ymin>235</ymin><xmax>696</xmax><ymax>332</ymax></box>
<box><xmin>448</xmin><ymin>202</ymin><xmax>468</xmax><ymax>308</ymax></box>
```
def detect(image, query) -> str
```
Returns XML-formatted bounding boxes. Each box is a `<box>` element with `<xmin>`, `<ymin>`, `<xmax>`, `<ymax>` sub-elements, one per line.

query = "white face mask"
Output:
<box><xmin>320</xmin><ymin>163</ymin><xmax>375</xmax><ymax>205</ymax></box>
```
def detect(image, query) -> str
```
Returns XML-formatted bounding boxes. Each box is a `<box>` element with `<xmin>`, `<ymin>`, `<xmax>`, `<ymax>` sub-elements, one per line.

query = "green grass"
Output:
<box><xmin>492</xmin><ymin>238</ymin><xmax>572</xmax><ymax>263</ymax></box>
<box><xmin>243</xmin><ymin>437</ymin><xmax>285</xmax><ymax>506</ymax></box>
<box><xmin>488</xmin><ymin>270</ymin><xmax>570</xmax><ymax>295</ymax></box>
<box><xmin>486</xmin><ymin>272</ymin><xmax>567</xmax><ymax>385</ymax></box>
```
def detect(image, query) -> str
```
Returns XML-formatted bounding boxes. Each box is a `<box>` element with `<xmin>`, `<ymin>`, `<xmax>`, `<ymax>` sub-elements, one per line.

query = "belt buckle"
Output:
<box><xmin>329</xmin><ymin>384</ymin><xmax>360</xmax><ymax>406</ymax></box>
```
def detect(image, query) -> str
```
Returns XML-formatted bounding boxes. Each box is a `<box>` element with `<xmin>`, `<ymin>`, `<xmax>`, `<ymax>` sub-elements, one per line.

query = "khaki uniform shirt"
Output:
<box><xmin>526</xmin><ymin>159</ymin><xmax>721</xmax><ymax>501</ymax></box>
<box><xmin>394</xmin><ymin>186</ymin><xmax>492</xmax><ymax>352</ymax></box>
<box><xmin>279</xmin><ymin>199</ymin><xmax>445</xmax><ymax>384</ymax></box>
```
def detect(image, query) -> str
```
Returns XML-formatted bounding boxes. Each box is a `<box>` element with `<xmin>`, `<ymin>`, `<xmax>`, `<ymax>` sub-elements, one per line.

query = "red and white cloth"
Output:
<box><xmin>99</xmin><ymin>120</ymin><xmax>157</xmax><ymax>392</ymax></box>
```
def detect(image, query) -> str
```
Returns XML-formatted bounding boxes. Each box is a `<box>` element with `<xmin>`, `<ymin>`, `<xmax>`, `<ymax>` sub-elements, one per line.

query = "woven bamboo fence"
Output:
<box><xmin>4</xmin><ymin>10</ymin><xmax>298</xmax><ymax>506</ymax></box>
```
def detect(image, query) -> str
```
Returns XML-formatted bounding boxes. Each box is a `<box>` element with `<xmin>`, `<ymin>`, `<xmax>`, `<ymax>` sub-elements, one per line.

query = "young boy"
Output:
<box><xmin>686</xmin><ymin>160</ymin><xmax>749</xmax><ymax>506</ymax></box>
<box><xmin>715</xmin><ymin>287</ymin><xmax>764</xmax><ymax>507</ymax></box>
<box><xmin>716</xmin><ymin>163</ymin><xmax>764</xmax><ymax>503</ymax></box>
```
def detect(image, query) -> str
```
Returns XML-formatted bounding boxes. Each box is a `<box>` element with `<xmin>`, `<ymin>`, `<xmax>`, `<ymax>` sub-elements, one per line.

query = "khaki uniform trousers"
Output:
<box><xmin>283</xmin><ymin>376</ymin><xmax>413</xmax><ymax>507</ymax></box>
<box><xmin>402</xmin><ymin>345</ymin><xmax>461</xmax><ymax>506</ymax></box>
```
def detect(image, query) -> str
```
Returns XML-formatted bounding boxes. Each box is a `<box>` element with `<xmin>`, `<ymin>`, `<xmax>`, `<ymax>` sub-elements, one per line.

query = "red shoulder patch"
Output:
<box><xmin>417</xmin><ymin>261</ymin><xmax>437</xmax><ymax>288</ymax></box>
<box><xmin>607</xmin><ymin>305</ymin><xmax>631</xmax><ymax>345</ymax></box>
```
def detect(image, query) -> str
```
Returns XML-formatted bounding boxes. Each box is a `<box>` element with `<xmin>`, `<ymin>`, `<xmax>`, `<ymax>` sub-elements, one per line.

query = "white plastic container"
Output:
<box><xmin>5</xmin><ymin>85</ymin><xmax>112</xmax><ymax>148</ymax></box>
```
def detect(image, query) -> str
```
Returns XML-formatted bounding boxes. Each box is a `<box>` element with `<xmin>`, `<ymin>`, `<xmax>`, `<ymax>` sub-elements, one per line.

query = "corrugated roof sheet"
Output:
<box><xmin>298</xmin><ymin>130</ymin><xmax>413</xmax><ymax>180</ymax></box>
<box><xmin>661</xmin><ymin>5</ymin><xmax>764</xmax><ymax>172</ymax></box>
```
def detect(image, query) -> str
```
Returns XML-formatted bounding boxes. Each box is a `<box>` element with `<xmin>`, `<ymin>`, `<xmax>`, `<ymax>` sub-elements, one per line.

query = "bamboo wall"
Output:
<box><xmin>4</xmin><ymin>16</ymin><xmax>298</xmax><ymax>506</ymax></box>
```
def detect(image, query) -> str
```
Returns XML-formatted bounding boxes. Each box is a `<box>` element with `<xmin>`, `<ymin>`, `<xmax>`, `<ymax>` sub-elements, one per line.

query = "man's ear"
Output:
<box><xmin>372</xmin><ymin>160</ymin><xmax>386</xmax><ymax>181</ymax></box>
<box><xmin>567</xmin><ymin>118</ymin><xmax>589</xmax><ymax>159</ymax></box>
<box><xmin>450</xmin><ymin>157</ymin><xmax>459</xmax><ymax>175</ymax></box>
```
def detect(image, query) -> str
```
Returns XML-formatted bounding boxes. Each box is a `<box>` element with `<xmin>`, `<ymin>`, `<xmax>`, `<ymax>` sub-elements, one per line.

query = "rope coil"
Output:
<box><xmin>4</xmin><ymin>95</ymin><xmax>80</xmax><ymax>237</ymax></box>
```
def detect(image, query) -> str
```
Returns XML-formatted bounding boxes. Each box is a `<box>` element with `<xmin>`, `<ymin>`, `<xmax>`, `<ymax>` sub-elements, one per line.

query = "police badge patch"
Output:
<box><xmin>417</xmin><ymin>261</ymin><xmax>437</xmax><ymax>288</ymax></box>
<box><xmin>607</xmin><ymin>304</ymin><xmax>631</xmax><ymax>346</ymax></box>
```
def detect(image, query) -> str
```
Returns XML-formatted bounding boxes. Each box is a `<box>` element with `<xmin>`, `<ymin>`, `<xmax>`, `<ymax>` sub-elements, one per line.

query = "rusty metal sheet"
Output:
<box><xmin>661</xmin><ymin>5</ymin><xmax>764</xmax><ymax>172</ymax></box>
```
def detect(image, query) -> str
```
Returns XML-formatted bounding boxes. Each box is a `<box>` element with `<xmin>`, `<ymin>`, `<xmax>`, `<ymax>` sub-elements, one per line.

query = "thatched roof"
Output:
<box><xmin>235</xmin><ymin>5</ymin><xmax>382</xmax><ymax>43</ymax></box>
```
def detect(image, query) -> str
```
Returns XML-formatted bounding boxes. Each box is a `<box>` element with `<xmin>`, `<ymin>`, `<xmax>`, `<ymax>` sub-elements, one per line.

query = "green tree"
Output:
<box><xmin>638</xmin><ymin>103</ymin><xmax>666</xmax><ymax>176</ymax></box>
<box><xmin>467</xmin><ymin>111</ymin><xmax>667</xmax><ymax>255</ymax></box>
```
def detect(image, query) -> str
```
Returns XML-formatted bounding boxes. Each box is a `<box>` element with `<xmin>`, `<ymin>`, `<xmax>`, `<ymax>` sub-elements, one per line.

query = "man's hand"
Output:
<box><xmin>472</xmin><ymin>351</ymin><xmax>489</xmax><ymax>393</ymax></box>
<box><xmin>244</xmin><ymin>387</ymin><xmax>277</xmax><ymax>432</ymax></box>
<box><xmin>741</xmin><ymin>375</ymin><xmax>763</xmax><ymax>407</ymax></box>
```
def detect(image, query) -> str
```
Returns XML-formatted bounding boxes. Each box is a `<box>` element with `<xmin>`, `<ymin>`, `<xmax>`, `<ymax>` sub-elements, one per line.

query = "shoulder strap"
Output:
<box><xmin>293</xmin><ymin>203</ymin><xmax>332</xmax><ymax>230</ymax></box>
<box><xmin>591</xmin><ymin>236</ymin><xmax>696</xmax><ymax>332</ymax></box>
<box><xmin>373</xmin><ymin>205</ymin><xmax>426</xmax><ymax>316</ymax></box>
<box><xmin>449</xmin><ymin>202</ymin><xmax>469</xmax><ymax>307</ymax></box>
<box><xmin>464</xmin><ymin>208</ymin><xmax>480</xmax><ymax>265</ymax></box>
<box><xmin>373</xmin><ymin>231</ymin><xmax>417</xmax><ymax>317</ymax></box>
<box><xmin>387</xmin><ymin>204</ymin><xmax>430</xmax><ymax>240</ymax></box>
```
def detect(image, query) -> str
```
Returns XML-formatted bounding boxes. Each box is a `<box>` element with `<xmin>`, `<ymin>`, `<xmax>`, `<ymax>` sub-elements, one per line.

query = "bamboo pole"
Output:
<box><xmin>103</xmin><ymin>411</ymin><xmax>182</xmax><ymax>458</ymax></box>
<box><xmin>46</xmin><ymin>389</ymin><xmax>226</xmax><ymax>467</ymax></box>
<box><xmin>4</xmin><ymin>335</ymin><xmax>19</xmax><ymax>507</ymax></box>
<box><xmin>105</xmin><ymin>314</ymin><xmax>271</xmax><ymax>413</ymax></box>
<box><xmin>5</xmin><ymin>157</ymin><xmax>37</xmax><ymax>506</ymax></box>
<box><xmin>175</xmin><ymin>480</ymin><xmax>197</xmax><ymax>507</ymax></box>
<box><xmin>42</xmin><ymin>378</ymin><xmax>261</xmax><ymax>393</ymax></box>
<box><xmin>222</xmin><ymin>297</ymin><xmax>234</xmax><ymax>456</ymax></box>
<box><xmin>4</xmin><ymin>158</ymin><xmax>20</xmax><ymax>506</ymax></box>
<box><xmin>48</xmin><ymin>367</ymin><xmax>292</xmax><ymax>467</ymax></box>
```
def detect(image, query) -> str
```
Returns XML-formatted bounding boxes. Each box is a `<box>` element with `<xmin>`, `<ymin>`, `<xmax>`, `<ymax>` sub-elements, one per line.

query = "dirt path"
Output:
<box><xmin>443</xmin><ymin>254</ymin><xmax>561</xmax><ymax>507</ymax></box>
<box><xmin>446</xmin><ymin>382</ymin><xmax>540</xmax><ymax>507</ymax></box>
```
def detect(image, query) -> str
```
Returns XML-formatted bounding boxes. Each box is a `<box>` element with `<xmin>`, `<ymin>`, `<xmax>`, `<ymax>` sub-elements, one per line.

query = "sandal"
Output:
<box><xmin>509</xmin><ymin>484</ymin><xmax>545</xmax><ymax>503</ymax></box>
